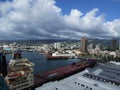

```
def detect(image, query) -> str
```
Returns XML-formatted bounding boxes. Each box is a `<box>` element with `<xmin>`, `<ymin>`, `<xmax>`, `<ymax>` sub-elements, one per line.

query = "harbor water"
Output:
<box><xmin>6</xmin><ymin>52</ymin><xmax>81</xmax><ymax>74</ymax></box>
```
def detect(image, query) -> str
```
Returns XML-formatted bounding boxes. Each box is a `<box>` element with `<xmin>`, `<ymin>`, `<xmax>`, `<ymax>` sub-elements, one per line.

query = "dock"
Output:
<box><xmin>34</xmin><ymin>59</ymin><xmax>96</xmax><ymax>88</ymax></box>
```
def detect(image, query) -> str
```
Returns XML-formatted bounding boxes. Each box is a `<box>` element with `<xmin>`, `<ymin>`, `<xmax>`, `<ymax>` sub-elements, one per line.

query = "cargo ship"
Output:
<box><xmin>34</xmin><ymin>59</ymin><xmax>96</xmax><ymax>88</ymax></box>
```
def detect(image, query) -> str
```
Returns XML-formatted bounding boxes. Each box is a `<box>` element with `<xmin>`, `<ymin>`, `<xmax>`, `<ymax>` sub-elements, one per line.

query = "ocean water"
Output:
<box><xmin>6</xmin><ymin>52</ymin><xmax>81</xmax><ymax>74</ymax></box>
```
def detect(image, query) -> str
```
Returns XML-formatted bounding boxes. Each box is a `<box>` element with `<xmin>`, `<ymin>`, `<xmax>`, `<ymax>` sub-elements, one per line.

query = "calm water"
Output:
<box><xmin>6</xmin><ymin>52</ymin><xmax>81</xmax><ymax>74</ymax></box>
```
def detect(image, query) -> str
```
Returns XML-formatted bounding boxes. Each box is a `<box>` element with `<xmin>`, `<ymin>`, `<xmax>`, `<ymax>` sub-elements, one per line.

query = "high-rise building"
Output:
<box><xmin>80</xmin><ymin>37</ymin><xmax>88</xmax><ymax>53</ymax></box>
<box><xmin>54</xmin><ymin>42</ymin><xmax>61</xmax><ymax>50</ymax></box>
<box><xmin>111</xmin><ymin>39</ymin><xmax>117</xmax><ymax>51</ymax></box>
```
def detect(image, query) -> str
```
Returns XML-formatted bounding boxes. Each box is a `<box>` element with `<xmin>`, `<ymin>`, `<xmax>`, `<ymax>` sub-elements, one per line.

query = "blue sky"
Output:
<box><xmin>0</xmin><ymin>0</ymin><xmax>120</xmax><ymax>40</ymax></box>
<box><xmin>55</xmin><ymin>0</ymin><xmax>120</xmax><ymax>21</ymax></box>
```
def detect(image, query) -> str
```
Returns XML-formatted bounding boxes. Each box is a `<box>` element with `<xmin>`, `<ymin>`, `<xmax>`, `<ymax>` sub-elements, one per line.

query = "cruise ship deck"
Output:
<box><xmin>36</xmin><ymin>61</ymin><xmax>120</xmax><ymax>90</ymax></box>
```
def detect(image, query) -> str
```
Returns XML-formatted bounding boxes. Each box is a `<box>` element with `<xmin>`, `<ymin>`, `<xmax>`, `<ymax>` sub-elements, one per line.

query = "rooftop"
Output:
<box><xmin>36</xmin><ymin>61</ymin><xmax>120</xmax><ymax>90</ymax></box>
<box><xmin>84</xmin><ymin>63</ymin><xmax>120</xmax><ymax>86</ymax></box>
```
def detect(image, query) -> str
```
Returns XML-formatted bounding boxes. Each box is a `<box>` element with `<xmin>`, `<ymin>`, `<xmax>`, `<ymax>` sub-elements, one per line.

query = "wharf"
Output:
<box><xmin>34</xmin><ymin>59</ymin><xmax>96</xmax><ymax>88</ymax></box>
<box><xmin>47</xmin><ymin>55</ymin><xmax>69</xmax><ymax>60</ymax></box>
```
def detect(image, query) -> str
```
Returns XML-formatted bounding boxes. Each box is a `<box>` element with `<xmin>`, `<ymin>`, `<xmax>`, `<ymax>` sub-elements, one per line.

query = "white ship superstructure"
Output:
<box><xmin>52</xmin><ymin>51</ymin><xmax>76</xmax><ymax>58</ymax></box>
<box><xmin>6</xmin><ymin>52</ymin><xmax>34</xmax><ymax>90</ymax></box>
<box><xmin>36</xmin><ymin>61</ymin><xmax>120</xmax><ymax>90</ymax></box>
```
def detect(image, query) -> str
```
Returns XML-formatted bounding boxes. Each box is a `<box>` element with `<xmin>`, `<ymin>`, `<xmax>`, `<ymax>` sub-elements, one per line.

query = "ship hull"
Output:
<box><xmin>47</xmin><ymin>55</ymin><xmax>69</xmax><ymax>60</ymax></box>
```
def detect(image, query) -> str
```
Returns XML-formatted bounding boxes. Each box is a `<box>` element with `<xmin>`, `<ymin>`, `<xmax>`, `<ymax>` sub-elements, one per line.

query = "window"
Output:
<box><xmin>75</xmin><ymin>82</ymin><xmax>77</xmax><ymax>84</ymax></box>
<box><xmin>90</xmin><ymin>88</ymin><xmax>92</xmax><ymax>90</ymax></box>
<box><xmin>94</xmin><ymin>83</ymin><xmax>98</xmax><ymax>87</ymax></box>
<box><xmin>81</xmin><ymin>84</ymin><xmax>85</xmax><ymax>87</ymax></box>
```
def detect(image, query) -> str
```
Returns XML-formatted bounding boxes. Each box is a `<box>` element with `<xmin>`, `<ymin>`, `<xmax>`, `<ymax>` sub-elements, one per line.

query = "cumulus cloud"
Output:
<box><xmin>0</xmin><ymin>0</ymin><xmax>120</xmax><ymax>40</ymax></box>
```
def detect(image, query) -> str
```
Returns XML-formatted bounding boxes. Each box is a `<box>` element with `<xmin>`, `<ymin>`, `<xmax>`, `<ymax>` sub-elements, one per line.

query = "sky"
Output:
<box><xmin>0</xmin><ymin>0</ymin><xmax>120</xmax><ymax>40</ymax></box>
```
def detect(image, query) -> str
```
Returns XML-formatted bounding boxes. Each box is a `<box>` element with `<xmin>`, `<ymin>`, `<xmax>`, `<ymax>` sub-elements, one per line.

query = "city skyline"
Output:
<box><xmin>0</xmin><ymin>0</ymin><xmax>120</xmax><ymax>40</ymax></box>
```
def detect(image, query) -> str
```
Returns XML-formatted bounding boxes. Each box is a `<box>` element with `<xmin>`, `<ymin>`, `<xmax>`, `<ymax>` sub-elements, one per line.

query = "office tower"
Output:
<box><xmin>80</xmin><ymin>37</ymin><xmax>88</xmax><ymax>53</ymax></box>
<box><xmin>54</xmin><ymin>42</ymin><xmax>61</xmax><ymax>50</ymax></box>
<box><xmin>111</xmin><ymin>39</ymin><xmax>117</xmax><ymax>51</ymax></box>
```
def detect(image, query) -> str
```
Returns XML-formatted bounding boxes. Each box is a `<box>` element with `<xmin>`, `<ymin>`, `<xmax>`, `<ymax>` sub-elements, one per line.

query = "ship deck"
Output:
<box><xmin>34</xmin><ymin>59</ymin><xmax>96</xmax><ymax>88</ymax></box>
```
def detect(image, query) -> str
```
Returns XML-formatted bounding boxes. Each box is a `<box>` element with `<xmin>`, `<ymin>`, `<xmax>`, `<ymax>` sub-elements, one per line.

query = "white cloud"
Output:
<box><xmin>0</xmin><ymin>0</ymin><xmax>120</xmax><ymax>40</ymax></box>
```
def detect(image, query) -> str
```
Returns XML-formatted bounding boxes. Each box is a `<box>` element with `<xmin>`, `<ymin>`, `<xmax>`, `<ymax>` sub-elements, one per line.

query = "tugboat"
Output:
<box><xmin>6</xmin><ymin>51</ymin><xmax>34</xmax><ymax>90</ymax></box>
